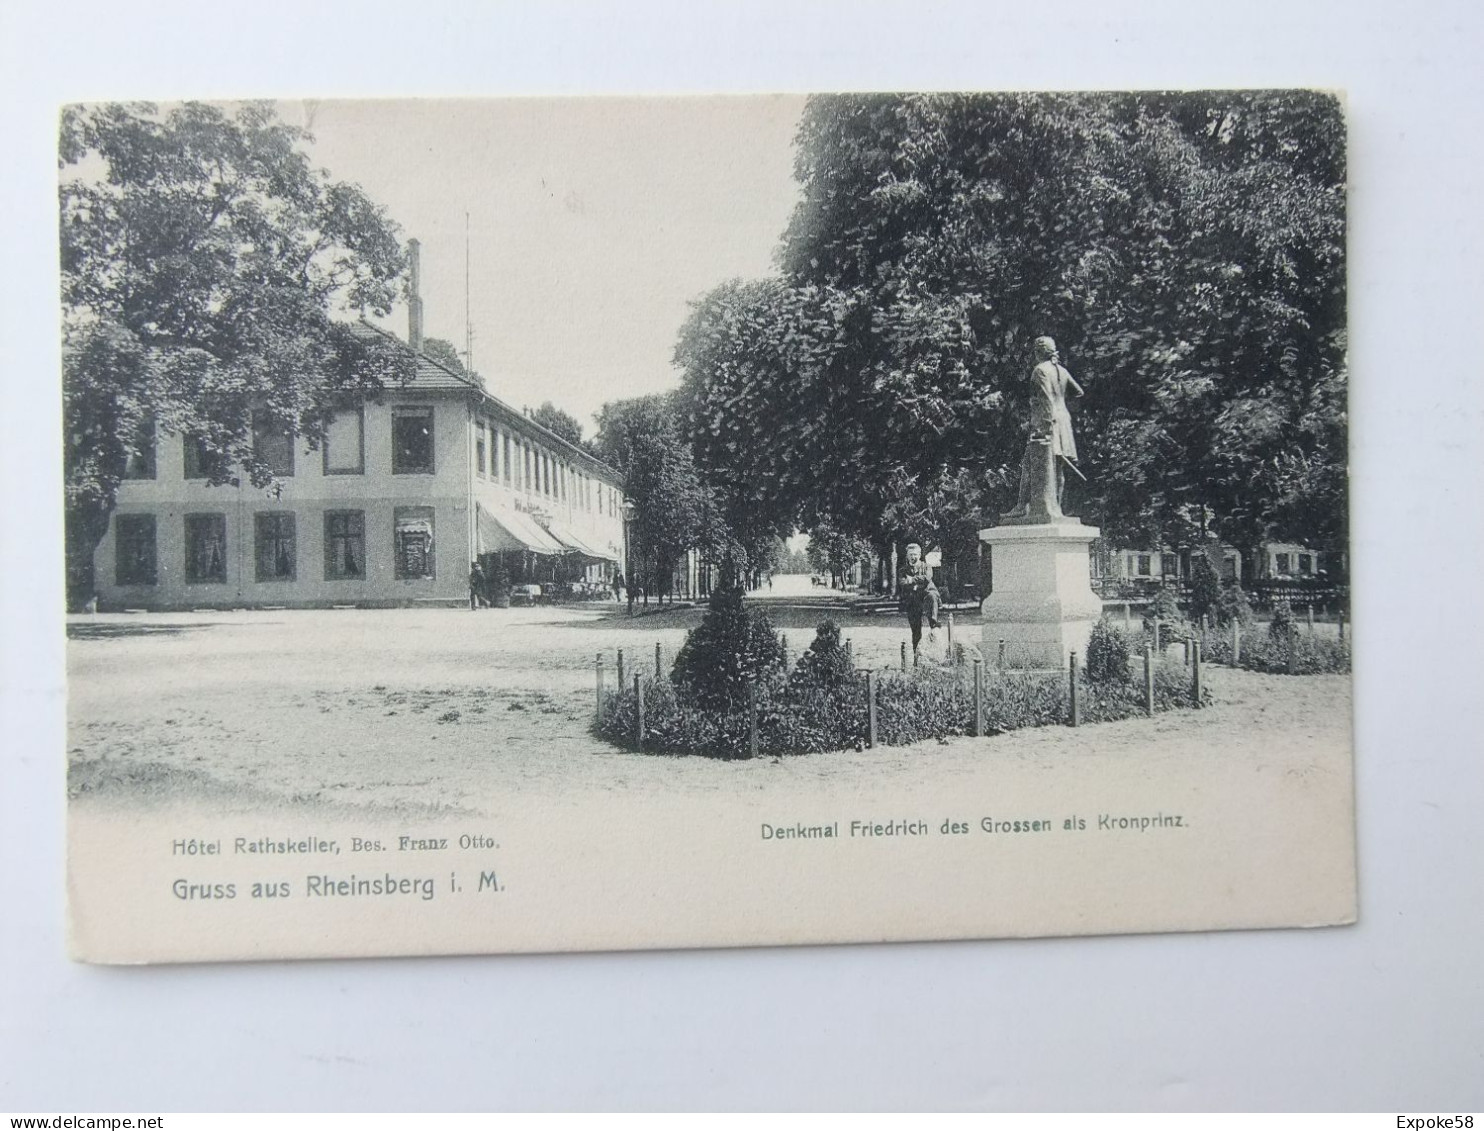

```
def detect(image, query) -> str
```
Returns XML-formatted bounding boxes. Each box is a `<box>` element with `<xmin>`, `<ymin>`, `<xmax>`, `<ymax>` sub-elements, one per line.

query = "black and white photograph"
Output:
<box><xmin>58</xmin><ymin>92</ymin><xmax>1357</xmax><ymax>963</ymax></box>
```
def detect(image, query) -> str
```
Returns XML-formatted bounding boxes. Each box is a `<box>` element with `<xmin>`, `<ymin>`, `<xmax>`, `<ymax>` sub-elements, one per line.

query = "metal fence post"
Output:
<box><xmin>972</xmin><ymin>658</ymin><xmax>983</xmax><ymax>737</ymax></box>
<box><xmin>748</xmin><ymin>682</ymin><xmax>759</xmax><ymax>759</ymax></box>
<box><xmin>1068</xmin><ymin>651</ymin><xmax>1080</xmax><ymax>727</ymax></box>
<box><xmin>595</xmin><ymin>653</ymin><xmax>604</xmax><ymax>724</ymax></box>
<box><xmin>1233</xmin><ymin>621</ymin><xmax>1242</xmax><ymax>666</ymax></box>
<box><xmin>1143</xmin><ymin>645</ymin><xmax>1154</xmax><ymax>716</ymax></box>
<box><xmin>1192</xmin><ymin>640</ymin><xmax>1203</xmax><ymax>707</ymax></box>
<box><xmin>946</xmin><ymin>612</ymin><xmax>955</xmax><ymax>664</ymax></box>
<box><xmin>866</xmin><ymin>670</ymin><xmax>878</xmax><ymax>749</ymax></box>
<box><xmin>1338</xmin><ymin>608</ymin><xmax>1345</xmax><ymax>641</ymax></box>
<box><xmin>901</xmin><ymin>641</ymin><xmax>908</xmax><ymax>672</ymax></box>
<box><xmin>616</xmin><ymin>648</ymin><xmax>625</xmax><ymax>692</ymax></box>
<box><xmin>634</xmin><ymin>672</ymin><xmax>645</xmax><ymax>746</ymax></box>
<box><xmin>655</xmin><ymin>641</ymin><xmax>662</xmax><ymax>677</ymax></box>
<box><xmin>998</xmin><ymin>639</ymin><xmax>1006</xmax><ymax>669</ymax></box>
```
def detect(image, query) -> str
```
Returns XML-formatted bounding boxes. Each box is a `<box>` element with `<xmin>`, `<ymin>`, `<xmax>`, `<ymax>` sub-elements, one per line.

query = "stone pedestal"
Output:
<box><xmin>980</xmin><ymin>519</ymin><xmax>1102</xmax><ymax>670</ymax></box>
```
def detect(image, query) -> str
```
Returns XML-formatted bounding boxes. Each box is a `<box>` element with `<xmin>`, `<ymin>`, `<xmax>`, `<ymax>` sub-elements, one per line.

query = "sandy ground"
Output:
<box><xmin>66</xmin><ymin>600</ymin><xmax>1353</xmax><ymax>815</ymax></box>
<box><xmin>63</xmin><ymin>590</ymin><xmax>1353</xmax><ymax>813</ymax></box>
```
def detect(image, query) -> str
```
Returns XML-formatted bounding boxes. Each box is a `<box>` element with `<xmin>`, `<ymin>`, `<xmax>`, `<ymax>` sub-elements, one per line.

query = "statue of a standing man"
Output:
<box><xmin>1003</xmin><ymin>336</ymin><xmax>1085</xmax><ymax>522</ymax></box>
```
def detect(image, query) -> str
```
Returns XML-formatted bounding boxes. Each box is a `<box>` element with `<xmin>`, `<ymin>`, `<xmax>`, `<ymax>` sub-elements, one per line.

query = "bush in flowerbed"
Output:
<box><xmin>788</xmin><ymin>619</ymin><xmax>854</xmax><ymax>694</ymax></box>
<box><xmin>1081</xmin><ymin>654</ymin><xmax>1201</xmax><ymax>721</ymax></box>
<box><xmin>597</xmin><ymin>612</ymin><xmax>1210</xmax><ymax>757</ymax></box>
<box><xmin>1142</xmin><ymin>585</ymin><xmax>1188</xmax><ymax>643</ymax></box>
<box><xmin>1229</xmin><ymin>629</ymin><xmax>1350</xmax><ymax>675</ymax></box>
<box><xmin>979</xmin><ymin>670</ymin><xmax>1068</xmax><ymax>733</ymax></box>
<box><xmin>1216</xmin><ymin>581</ymin><xmax>1256</xmax><ymax>628</ymax></box>
<box><xmin>670</xmin><ymin>585</ymin><xmax>785</xmax><ymax>712</ymax></box>
<box><xmin>1268</xmin><ymin>600</ymin><xmax>1296</xmax><ymax>642</ymax></box>
<box><xmin>874</xmin><ymin>668</ymin><xmax>976</xmax><ymax>744</ymax></box>
<box><xmin>1085</xmin><ymin>619</ymin><xmax>1135</xmax><ymax>683</ymax></box>
<box><xmin>1188</xmin><ymin>555</ymin><xmax>1223</xmax><ymax>625</ymax></box>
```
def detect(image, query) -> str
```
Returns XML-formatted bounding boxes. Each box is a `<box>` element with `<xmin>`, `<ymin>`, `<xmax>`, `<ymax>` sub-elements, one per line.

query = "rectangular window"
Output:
<box><xmin>1299</xmin><ymin>554</ymin><xmax>1314</xmax><ymax>575</ymax></box>
<box><xmin>324</xmin><ymin>407</ymin><xmax>365</xmax><ymax>475</ymax></box>
<box><xmin>184</xmin><ymin>513</ymin><xmax>227</xmax><ymax>583</ymax></box>
<box><xmin>252</xmin><ymin>412</ymin><xmax>295</xmax><ymax>477</ymax></box>
<box><xmin>392</xmin><ymin>408</ymin><xmax>435</xmax><ymax>474</ymax></box>
<box><xmin>503</xmin><ymin>434</ymin><xmax>512</xmax><ymax>484</ymax></box>
<box><xmin>476</xmin><ymin>423</ymin><xmax>487</xmax><ymax>477</ymax></box>
<box><xmin>523</xmin><ymin>445</ymin><xmax>532</xmax><ymax>492</ymax></box>
<box><xmin>254</xmin><ymin>512</ymin><xmax>296</xmax><ymax>582</ymax></box>
<box><xmin>114</xmin><ymin>514</ymin><xmax>157</xmax><ymax>585</ymax></box>
<box><xmin>123</xmin><ymin>419</ymin><xmax>156</xmax><ymax>480</ymax></box>
<box><xmin>183</xmin><ymin>435</ymin><xmax>225</xmax><ymax>481</ymax></box>
<box><xmin>324</xmin><ymin>510</ymin><xmax>365</xmax><ymax>580</ymax></box>
<box><xmin>1275</xmin><ymin>553</ymin><xmax>1291</xmax><ymax>575</ymax></box>
<box><xmin>1136</xmin><ymin>554</ymin><xmax>1152</xmax><ymax>577</ymax></box>
<box><xmin>394</xmin><ymin>506</ymin><xmax>435</xmax><ymax>580</ymax></box>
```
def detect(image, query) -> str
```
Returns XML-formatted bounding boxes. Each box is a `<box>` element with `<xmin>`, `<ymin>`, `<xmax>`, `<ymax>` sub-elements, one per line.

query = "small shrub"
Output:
<box><xmin>1188</xmin><ymin>555</ymin><xmax>1223</xmax><ymax>624</ymax></box>
<box><xmin>875</xmin><ymin>669</ymin><xmax>975</xmax><ymax>745</ymax></box>
<box><xmin>1216</xmin><ymin>581</ymin><xmax>1255</xmax><ymax>628</ymax></box>
<box><xmin>1143</xmin><ymin>585</ymin><xmax>1188</xmax><ymax>641</ymax></box>
<box><xmin>1236</xmin><ymin>630</ymin><xmax>1350</xmax><ymax>675</ymax></box>
<box><xmin>1268</xmin><ymin>601</ymin><xmax>1296</xmax><ymax>641</ymax></box>
<box><xmin>596</xmin><ymin>623</ymin><xmax>1213</xmax><ymax>758</ymax></box>
<box><xmin>670</xmin><ymin>586</ymin><xmax>784</xmax><ymax>712</ymax></box>
<box><xmin>788</xmin><ymin>620</ymin><xmax>854</xmax><ymax>694</ymax></box>
<box><xmin>1085</xmin><ymin>619</ymin><xmax>1133</xmax><ymax>683</ymax></box>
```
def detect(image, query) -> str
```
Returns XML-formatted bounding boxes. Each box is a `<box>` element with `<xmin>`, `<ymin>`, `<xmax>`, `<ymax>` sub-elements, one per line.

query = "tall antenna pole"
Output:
<box><xmin>464</xmin><ymin>211</ymin><xmax>474</xmax><ymax>375</ymax></box>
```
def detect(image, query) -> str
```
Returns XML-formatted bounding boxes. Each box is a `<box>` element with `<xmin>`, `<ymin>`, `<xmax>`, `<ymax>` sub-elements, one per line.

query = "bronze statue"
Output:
<box><xmin>1002</xmin><ymin>336</ymin><xmax>1084</xmax><ymax>523</ymax></box>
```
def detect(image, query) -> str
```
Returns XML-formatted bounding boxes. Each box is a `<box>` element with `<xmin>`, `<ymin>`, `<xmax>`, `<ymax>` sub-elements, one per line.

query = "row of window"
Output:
<box><xmin>471</xmin><ymin>419</ymin><xmax>618</xmax><ymax>518</ymax></box>
<box><xmin>124</xmin><ymin>409</ymin><xmax>435</xmax><ymax>481</ymax></box>
<box><xmin>125</xmin><ymin>411</ymin><xmax>622</xmax><ymax>521</ymax></box>
<box><xmin>114</xmin><ymin>509</ymin><xmax>437</xmax><ymax>586</ymax></box>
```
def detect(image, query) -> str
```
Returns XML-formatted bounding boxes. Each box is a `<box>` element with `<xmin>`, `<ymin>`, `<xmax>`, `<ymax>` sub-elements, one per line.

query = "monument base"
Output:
<box><xmin>980</xmin><ymin>519</ymin><xmax>1102</xmax><ymax>670</ymax></box>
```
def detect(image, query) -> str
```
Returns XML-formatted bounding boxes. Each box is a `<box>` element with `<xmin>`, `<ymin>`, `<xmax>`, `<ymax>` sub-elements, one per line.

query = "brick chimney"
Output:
<box><xmin>407</xmin><ymin>238</ymin><xmax>424</xmax><ymax>351</ymax></box>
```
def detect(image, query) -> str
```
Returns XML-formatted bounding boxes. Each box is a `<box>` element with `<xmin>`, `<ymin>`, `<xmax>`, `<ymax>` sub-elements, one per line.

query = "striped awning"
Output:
<box><xmin>542</xmin><ymin>519</ymin><xmax>618</xmax><ymax>562</ymax></box>
<box><xmin>476</xmin><ymin>505</ymin><xmax>565</xmax><ymax>555</ymax></box>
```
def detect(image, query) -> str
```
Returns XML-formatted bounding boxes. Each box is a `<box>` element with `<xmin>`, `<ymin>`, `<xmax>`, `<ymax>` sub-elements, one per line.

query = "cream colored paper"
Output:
<box><xmin>64</xmin><ymin>96</ymin><xmax>1355</xmax><ymax>964</ymax></box>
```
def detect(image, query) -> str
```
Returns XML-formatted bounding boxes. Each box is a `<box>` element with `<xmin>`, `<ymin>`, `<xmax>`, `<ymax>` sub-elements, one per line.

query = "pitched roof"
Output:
<box><xmin>347</xmin><ymin>319</ymin><xmax>624</xmax><ymax>485</ymax></box>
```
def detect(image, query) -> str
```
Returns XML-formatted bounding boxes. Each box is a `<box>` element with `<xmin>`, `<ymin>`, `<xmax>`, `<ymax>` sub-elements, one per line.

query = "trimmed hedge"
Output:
<box><xmin>1199</xmin><ymin>623</ymin><xmax>1351</xmax><ymax>675</ymax></box>
<box><xmin>595</xmin><ymin>640</ymin><xmax>1201</xmax><ymax>759</ymax></box>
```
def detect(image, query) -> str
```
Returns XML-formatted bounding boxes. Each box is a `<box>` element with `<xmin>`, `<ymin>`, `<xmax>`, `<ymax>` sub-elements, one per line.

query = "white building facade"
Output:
<box><xmin>93</xmin><ymin>323</ymin><xmax>627</xmax><ymax>611</ymax></box>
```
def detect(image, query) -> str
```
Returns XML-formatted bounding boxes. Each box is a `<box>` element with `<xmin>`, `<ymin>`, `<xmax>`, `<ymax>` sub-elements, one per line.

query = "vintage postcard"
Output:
<box><xmin>63</xmin><ymin>94</ymin><xmax>1354</xmax><ymax>964</ymax></box>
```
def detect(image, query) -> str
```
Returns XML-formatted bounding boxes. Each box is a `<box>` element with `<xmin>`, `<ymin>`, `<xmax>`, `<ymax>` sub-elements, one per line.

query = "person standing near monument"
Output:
<box><xmin>1005</xmin><ymin>335</ymin><xmax>1085</xmax><ymax>522</ymax></box>
<box><xmin>899</xmin><ymin>542</ymin><xmax>942</xmax><ymax>658</ymax></box>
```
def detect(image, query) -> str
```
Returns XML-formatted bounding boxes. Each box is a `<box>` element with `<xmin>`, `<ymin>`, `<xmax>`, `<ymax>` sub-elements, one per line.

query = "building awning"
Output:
<box><xmin>542</xmin><ymin>520</ymin><xmax>619</xmax><ymax>562</ymax></box>
<box><xmin>477</xmin><ymin>505</ymin><xmax>565</xmax><ymax>555</ymax></box>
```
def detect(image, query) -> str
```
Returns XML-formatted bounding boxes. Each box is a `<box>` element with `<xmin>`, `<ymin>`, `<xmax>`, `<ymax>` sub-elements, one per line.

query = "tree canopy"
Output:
<box><xmin>676</xmin><ymin>91</ymin><xmax>1347</xmax><ymax>562</ymax></box>
<box><xmin>61</xmin><ymin>101</ymin><xmax>416</xmax><ymax>597</ymax></box>
<box><xmin>531</xmin><ymin>401</ymin><xmax>585</xmax><ymax>449</ymax></box>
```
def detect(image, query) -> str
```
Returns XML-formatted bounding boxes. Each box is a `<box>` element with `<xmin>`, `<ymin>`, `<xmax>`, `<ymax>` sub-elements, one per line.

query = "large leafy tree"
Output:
<box><xmin>61</xmin><ymin>101</ymin><xmax>416</xmax><ymax>601</ymax></box>
<box><xmin>677</xmin><ymin>92</ymin><xmax>1346</xmax><ymax>570</ymax></box>
<box><xmin>531</xmin><ymin>401</ymin><xmax>585</xmax><ymax>449</ymax></box>
<box><xmin>593</xmin><ymin>393</ymin><xmax>723</xmax><ymax>601</ymax></box>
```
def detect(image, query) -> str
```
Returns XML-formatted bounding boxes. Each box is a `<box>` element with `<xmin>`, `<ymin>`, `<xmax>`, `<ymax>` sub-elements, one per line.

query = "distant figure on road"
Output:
<box><xmin>612</xmin><ymin>572</ymin><xmax>624</xmax><ymax>604</ymax></box>
<box><xmin>468</xmin><ymin>561</ymin><xmax>487</xmax><ymax>611</ymax></box>
<box><xmin>899</xmin><ymin>542</ymin><xmax>941</xmax><ymax>657</ymax></box>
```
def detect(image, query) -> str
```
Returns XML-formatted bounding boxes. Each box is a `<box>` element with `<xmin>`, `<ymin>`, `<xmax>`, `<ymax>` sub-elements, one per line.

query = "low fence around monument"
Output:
<box><xmin>590</xmin><ymin>628</ymin><xmax>1204</xmax><ymax>759</ymax></box>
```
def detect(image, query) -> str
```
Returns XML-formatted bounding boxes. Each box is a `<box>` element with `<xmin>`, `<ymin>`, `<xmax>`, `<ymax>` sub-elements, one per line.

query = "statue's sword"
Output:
<box><xmin>1058</xmin><ymin>454</ymin><xmax>1088</xmax><ymax>482</ymax></box>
